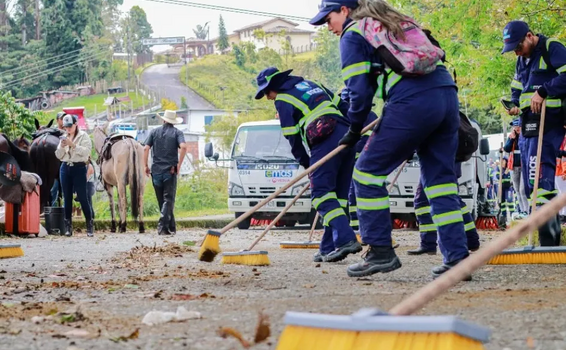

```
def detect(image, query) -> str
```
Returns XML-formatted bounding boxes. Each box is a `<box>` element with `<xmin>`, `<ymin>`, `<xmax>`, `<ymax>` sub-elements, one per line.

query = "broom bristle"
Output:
<box><xmin>279</xmin><ymin>241</ymin><xmax>320</xmax><ymax>249</ymax></box>
<box><xmin>276</xmin><ymin>311</ymin><xmax>490</xmax><ymax>350</ymax></box>
<box><xmin>488</xmin><ymin>246</ymin><xmax>566</xmax><ymax>265</ymax></box>
<box><xmin>198</xmin><ymin>230</ymin><xmax>221</xmax><ymax>262</ymax></box>
<box><xmin>221</xmin><ymin>251</ymin><xmax>270</xmax><ymax>266</ymax></box>
<box><xmin>0</xmin><ymin>245</ymin><xmax>24</xmax><ymax>259</ymax></box>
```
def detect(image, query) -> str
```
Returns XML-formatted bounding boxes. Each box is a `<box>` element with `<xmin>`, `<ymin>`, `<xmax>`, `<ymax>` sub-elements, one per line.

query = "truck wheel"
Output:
<box><xmin>235</xmin><ymin>213</ymin><xmax>251</xmax><ymax>230</ymax></box>
<box><xmin>284</xmin><ymin>221</ymin><xmax>296</xmax><ymax>228</ymax></box>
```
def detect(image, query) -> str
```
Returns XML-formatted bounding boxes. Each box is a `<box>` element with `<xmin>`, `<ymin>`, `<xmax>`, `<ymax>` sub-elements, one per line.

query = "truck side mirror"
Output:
<box><xmin>204</xmin><ymin>142</ymin><xmax>214</xmax><ymax>158</ymax></box>
<box><xmin>479</xmin><ymin>138</ymin><xmax>490</xmax><ymax>155</ymax></box>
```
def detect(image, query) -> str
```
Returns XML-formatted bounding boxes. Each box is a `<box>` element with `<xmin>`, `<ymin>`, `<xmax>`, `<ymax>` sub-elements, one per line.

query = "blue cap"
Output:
<box><xmin>502</xmin><ymin>21</ymin><xmax>530</xmax><ymax>54</ymax></box>
<box><xmin>309</xmin><ymin>0</ymin><xmax>359</xmax><ymax>26</ymax></box>
<box><xmin>254</xmin><ymin>67</ymin><xmax>293</xmax><ymax>100</ymax></box>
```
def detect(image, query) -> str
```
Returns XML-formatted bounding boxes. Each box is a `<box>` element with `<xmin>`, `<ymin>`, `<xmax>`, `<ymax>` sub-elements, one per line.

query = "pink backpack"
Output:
<box><xmin>357</xmin><ymin>17</ymin><xmax>445</xmax><ymax>76</ymax></box>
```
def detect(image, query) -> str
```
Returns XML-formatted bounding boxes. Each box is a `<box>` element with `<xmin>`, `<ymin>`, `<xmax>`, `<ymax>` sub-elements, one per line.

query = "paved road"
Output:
<box><xmin>1</xmin><ymin>229</ymin><xmax>565</xmax><ymax>350</ymax></box>
<box><xmin>141</xmin><ymin>64</ymin><xmax>215</xmax><ymax>110</ymax></box>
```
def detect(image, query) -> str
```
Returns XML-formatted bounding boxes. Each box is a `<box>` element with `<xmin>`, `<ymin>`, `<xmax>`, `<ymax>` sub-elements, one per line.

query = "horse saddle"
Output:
<box><xmin>100</xmin><ymin>133</ymin><xmax>135</xmax><ymax>162</ymax></box>
<box><xmin>32</xmin><ymin>128</ymin><xmax>62</xmax><ymax>140</ymax></box>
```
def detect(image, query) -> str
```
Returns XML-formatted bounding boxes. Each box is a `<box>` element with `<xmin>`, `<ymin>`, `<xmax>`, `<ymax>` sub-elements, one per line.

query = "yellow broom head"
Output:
<box><xmin>198</xmin><ymin>230</ymin><xmax>221</xmax><ymax>262</ymax></box>
<box><xmin>488</xmin><ymin>246</ymin><xmax>566</xmax><ymax>265</ymax></box>
<box><xmin>0</xmin><ymin>244</ymin><xmax>24</xmax><ymax>259</ymax></box>
<box><xmin>276</xmin><ymin>308</ymin><xmax>491</xmax><ymax>350</ymax></box>
<box><xmin>279</xmin><ymin>241</ymin><xmax>320</xmax><ymax>249</ymax></box>
<box><xmin>220</xmin><ymin>251</ymin><xmax>270</xmax><ymax>266</ymax></box>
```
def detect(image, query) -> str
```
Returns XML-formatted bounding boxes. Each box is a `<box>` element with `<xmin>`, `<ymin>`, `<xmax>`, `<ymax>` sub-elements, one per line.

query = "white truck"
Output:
<box><xmin>205</xmin><ymin>119</ymin><xmax>318</xmax><ymax>230</ymax></box>
<box><xmin>386</xmin><ymin>119</ymin><xmax>492</xmax><ymax>222</ymax></box>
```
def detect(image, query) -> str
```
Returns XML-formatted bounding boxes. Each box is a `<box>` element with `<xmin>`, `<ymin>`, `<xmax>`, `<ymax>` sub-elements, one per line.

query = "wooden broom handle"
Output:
<box><xmin>529</xmin><ymin>100</ymin><xmax>547</xmax><ymax>245</ymax></box>
<box><xmin>308</xmin><ymin>211</ymin><xmax>320</xmax><ymax>242</ymax></box>
<box><xmin>390</xmin><ymin>191</ymin><xmax>566</xmax><ymax>316</ymax></box>
<box><xmin>219</xmin><ymin>118</ymin><xmax>381</xmax><ymax>234</ymax></box>
<box><xmin>247</xmin><ymin>184</ymin><xmax>310</xmax><ymax>251</ymax></box>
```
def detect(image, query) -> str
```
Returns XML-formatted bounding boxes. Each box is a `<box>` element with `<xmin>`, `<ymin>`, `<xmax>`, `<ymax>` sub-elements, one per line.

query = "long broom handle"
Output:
<box><xmin>528</xmin><ymin>100</ymin><xmax>547</xmax><ymax>245</ymax></box>
<box><xmin>247</xmin><ymin>184</ymin><xmax>310</xmax><ymax>251</ymax></box>
<box><xmin>390</xmin><ymin>190</ymin><xmax>566</xmax><ymax>316</ymax></box>
<box><xmin>217</xmin><ymin>118</ymin><xmax>381</xmax><ymax>235</ymax></box>
<box><xmin>308</xmin><ymin>211</ymin><xmax>319</xmax><ymax>242</ymax></box>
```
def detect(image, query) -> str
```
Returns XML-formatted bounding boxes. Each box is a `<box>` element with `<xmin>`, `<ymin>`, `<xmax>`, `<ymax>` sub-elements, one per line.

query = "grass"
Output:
<box><xmin>135</xmin><ymin>62</ymin><xmax>156</xmax><ymax>77</ymax></box>
<box><xmin>43</xmin><ymin>92</ymin><xmax>149</xmax><ymax>120</ymax></box>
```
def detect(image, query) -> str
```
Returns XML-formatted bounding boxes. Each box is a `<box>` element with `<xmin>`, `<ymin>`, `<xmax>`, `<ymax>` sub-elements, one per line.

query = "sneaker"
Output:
<box><xmin>347</xmin><ymin>246</ymin><xmax>402</xmax><ymax>277</ymax></box>
<box><xmin>313</xmin><ymin>251</ymin><xmax>326</xmax><ymax>263</ymax></box>
<box><xmin>324</xmin><ymin>240</ymin><xmax>363</xmax><ymax>263</ymax></box>
<box><xmin>431</xmin><ymin>258</ymin><xmax>472</xmax><ymax>281</ymax></box>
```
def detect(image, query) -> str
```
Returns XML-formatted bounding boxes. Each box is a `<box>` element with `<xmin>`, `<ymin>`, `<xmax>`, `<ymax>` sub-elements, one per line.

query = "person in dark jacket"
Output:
<box><xmin>255</xmin><ymin>67</ymin><xmax>362</xmax><ymax>263</ymax></box>
<box><xmin>503</xmin><ymin>118</ymin><xmax>528</xmax><ymax>217</ymax></box>
<box><xmin>143</xmin><ymin>110</ymin><xmax>188</xmax><ymax>236</ymax></box>
<box><xmin>503</xmin><ymin>20</ymin><xmax>566</xmax><ymax>245</ymax></box>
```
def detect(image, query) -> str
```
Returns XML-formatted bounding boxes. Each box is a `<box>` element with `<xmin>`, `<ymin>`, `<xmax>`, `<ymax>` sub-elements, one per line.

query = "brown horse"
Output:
<box><xmin>93</xmin><ymin>123</ymin><xmax>145</xmax><ymax>233</ymax></box>
<box><xmin>0</xmin><ymin>134</ymin><xmax>34</xmax><ymax>172</ymax></box>
<box><xmin>29</xmin><ymin>119</ymin><xmax>63</xmax><ymax>213</ymax></box>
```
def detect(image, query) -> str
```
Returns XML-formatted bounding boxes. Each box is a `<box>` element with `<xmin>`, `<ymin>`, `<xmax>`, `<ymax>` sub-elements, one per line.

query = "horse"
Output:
<box><xmin>29</xmin><ymin>119</ymin><xmax>63</xmax><ymax>213</ymax></box>
<box><xmin>0</xmin><ymin>134</ymin><xmax>34</xmax><ymax>172</ymax></box>
<box><xmin>93</xmin><ymin>123</ymin><xmax>145</xmax><ymax>233</ymax></box>
<box><xmin>13</xmin><ymin>136</ymin><xmax>31</xmax><ymax>152</ymax></box>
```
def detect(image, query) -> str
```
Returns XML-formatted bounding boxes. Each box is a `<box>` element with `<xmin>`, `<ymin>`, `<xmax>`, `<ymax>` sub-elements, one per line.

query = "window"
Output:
<box><xmin>204</xmin><ymin>115</ymin><xmax>215</xmax><ymax>126</ymax></box>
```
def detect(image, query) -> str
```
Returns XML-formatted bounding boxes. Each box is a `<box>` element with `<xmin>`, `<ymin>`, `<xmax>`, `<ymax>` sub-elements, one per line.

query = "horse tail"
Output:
<box><xmin>128</xmin><ymin>139</ymin><xmax>140</xmax><ymax>219</ymax></box>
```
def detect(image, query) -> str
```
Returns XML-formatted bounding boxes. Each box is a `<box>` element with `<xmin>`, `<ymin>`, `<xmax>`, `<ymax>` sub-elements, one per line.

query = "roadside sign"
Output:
<box><xmin>142</xmin><ymin>37</ymin><xmax>185</xmax><ymax>46</ymax></box>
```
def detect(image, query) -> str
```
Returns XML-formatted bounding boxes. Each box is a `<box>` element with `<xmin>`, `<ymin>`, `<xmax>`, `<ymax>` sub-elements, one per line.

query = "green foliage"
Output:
<box><xmin>161</xmin><ymin>98</ymin><xmax>178</xmax><ymax>111</ymax></box>
<box><xmin>217</xmin><ymin>15</ymin><xmax>229</xmax><ymax>51</ymax></box>
<box><xmin>180</xmin><ymin>96</ymin><xmax>188</xmax><ymax>109</ymax></box>
<box><xmin>0</xmin><ymin>91</ymin><xmax>39</xmax><ymax>140</ymax></box>
<box><xmin>93</xmin><ymin>166</ymin><xmax>228</xmax><ymax>219</ymax></box>
<box><xmin>312</xmin><ymin>29</ymin><xmax>343</xmax><ymax>92</ymax></box>
<box><xmin>127</xmin><ymin>5</ymin><xmax>153</xmax><ymax>55</ymax></box>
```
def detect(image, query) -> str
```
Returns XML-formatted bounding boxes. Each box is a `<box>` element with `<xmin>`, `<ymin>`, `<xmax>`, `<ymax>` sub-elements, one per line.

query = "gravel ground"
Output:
<box><xmin>1</xmin><ymin>226</ymin><xmax>565</xmax><ymax>350</ymax></box>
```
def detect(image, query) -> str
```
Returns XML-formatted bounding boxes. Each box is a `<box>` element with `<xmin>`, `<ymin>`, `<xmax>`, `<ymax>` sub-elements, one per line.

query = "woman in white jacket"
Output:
<box><xmin>55</xmin><ymin>115</ymin><xmax>94</xmax><ymax>237</ymax></box>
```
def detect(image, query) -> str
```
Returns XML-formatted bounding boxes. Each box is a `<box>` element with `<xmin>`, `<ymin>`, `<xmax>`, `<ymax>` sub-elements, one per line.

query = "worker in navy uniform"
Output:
<box><xmin>310</xmin><ymin>0</ymin><xmax>471</xmax><ymax>279</ymax></box>
<box><xmin>503</xmin><ymin>118</ymin><xmax>528</xmax><ymax>217</ymax></box>
<box><xmin>254</xmin><ymin>67</ymin><xmax>362</xmax><ymax>263</ymax></box>
<box><xmin>503</xmin><ymin>20</ymin><xmax>566</xmax><ymax>246</ymax></box>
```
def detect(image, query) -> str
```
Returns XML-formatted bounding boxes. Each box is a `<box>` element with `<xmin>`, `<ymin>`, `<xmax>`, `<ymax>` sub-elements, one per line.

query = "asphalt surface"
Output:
<box><xmin>1</xmin><ymin>227</ymin><xmax>566</xmax><ymax>350</ymax></box>
<box><xmin>141</xmin><ymin>64</ymin><xmax>215</xmax><ymax>110</ymax></box>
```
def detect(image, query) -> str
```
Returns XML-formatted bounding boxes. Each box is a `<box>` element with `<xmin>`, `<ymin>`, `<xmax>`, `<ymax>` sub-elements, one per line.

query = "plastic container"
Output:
<box><xmin>44</xmin><ymin>206</ymin><xmax>65</xmax><ymax>236</ymax></box>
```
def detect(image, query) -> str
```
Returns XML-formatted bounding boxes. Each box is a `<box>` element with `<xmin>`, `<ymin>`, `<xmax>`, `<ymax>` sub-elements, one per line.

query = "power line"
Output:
<box><xmin>0</xmin><ymin>47</ymin><xmax>86</xmax><ymax>77</ymax></box>
<box><xmin>1</xmin><ymin>50</ymin><xmax>111</xmax><ymax>89</ymax></box>
<box><xmin>139</xmin><ymin>0</ymin><xmax>312</xmax><ymax>23</ymax></box>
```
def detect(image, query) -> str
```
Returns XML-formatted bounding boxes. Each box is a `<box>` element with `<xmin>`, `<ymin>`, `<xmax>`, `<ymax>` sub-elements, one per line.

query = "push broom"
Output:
<box><xmin>221</xmin><ymin>184</ymin><xmax>311</xmax><ymax>266</ymax></box>
<box><xmin>198</xmin><ymin>118</ymin><xmax>381</xmax><ymax>262</ymax></box>
<box><xmin>275</xmin><ymin>191</ymin><xmax>566</xmax><ymax>350</ymax></box>
<box><xmin>488</xmin><ymin>101</ymin><xmax>566</xmax><ymax>264</ymax></box>
<box><xmin>0</xmin><ymin>244</ymin><xmax>24</xmax><ymax>259</ymax></box>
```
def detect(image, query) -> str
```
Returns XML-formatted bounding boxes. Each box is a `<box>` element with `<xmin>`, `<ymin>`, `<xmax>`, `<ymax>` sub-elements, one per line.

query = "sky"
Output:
<box><xmin>120</xmin><ymin>0</ymin><xmax>324</xmax><ymax>52</ymax></box>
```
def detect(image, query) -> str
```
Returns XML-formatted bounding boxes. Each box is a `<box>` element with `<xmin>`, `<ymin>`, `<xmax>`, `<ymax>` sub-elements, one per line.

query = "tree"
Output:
<box><xmin>313</xmin><ymin>28</ymin><xmax>342</xmax><ymax>91</ymax></box>
<box><xmin>193</xmin><ymin>23</ymin><xmax>209</xmax><ymax>40</ymax></box>
<box><xmin>128</xmin><ymin>5</ymin><xmax>153</xmax><ymax>55</ymax></box>
<box><xmin>217</xmin><ymin>15</ymin><xmax>229</xmax><ymax>52</ymax></box>
<box><xmin>0</xmin><ymin>91</ymin><xmax>39</xmax><ymax>140</ymax></box>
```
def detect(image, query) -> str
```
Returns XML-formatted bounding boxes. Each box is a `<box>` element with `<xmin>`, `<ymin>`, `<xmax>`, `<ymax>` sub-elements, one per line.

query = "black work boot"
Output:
<box><xmin>431</xmin><ymin>258</ymin><xmax>472</xmax><ymax>281</ymax></box>
<box><xmin>64</xmin><ymin>219</ymin><xmax>73</xmax><ymax>237</ymax></box>
<box><xmin>407</xmin><ymin>246</ymin><xmax>437</xmax><ymax>255</ymax></box>
<box><xmin>538</xmin><ymin>214</ymin><xmax>562</xmax><ymax>246</ymax></box>
<box><xmin>86</xmin><ymin>220</ymin><xmax>94</xmax><ymax>237</ymax></box>
<box><xmin>324</xmin><ymin>240</ymin><xmax>362</xmax><ymax>263</ymax></box>
<box><xmin>347</xmin><ymin>246</ymin><xmax>402</xmax><ymax>277</ymax></box>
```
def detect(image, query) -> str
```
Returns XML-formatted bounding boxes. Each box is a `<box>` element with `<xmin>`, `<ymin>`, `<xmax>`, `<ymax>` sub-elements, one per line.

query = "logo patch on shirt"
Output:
<box><xmin>295</xmin><ymin>82</ymin><xmax>311</xmax><ymax>91</ymax></box>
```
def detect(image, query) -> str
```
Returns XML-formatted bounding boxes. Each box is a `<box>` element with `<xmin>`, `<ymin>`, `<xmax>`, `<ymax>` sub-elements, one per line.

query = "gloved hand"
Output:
<box><xmin>300</xmin><ymin>161</ymin><xmax>310</xmax><ymax>170</ymax></box>
<box><xmin>339</xmin><ymin>128</ymin><xmax>361</xmax><ymax>147</ymax></box>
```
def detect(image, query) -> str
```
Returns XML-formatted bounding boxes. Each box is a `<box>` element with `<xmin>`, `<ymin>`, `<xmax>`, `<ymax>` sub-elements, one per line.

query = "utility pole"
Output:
<box><xmin>127</xmin><ymin>18</ymin><xmax>131</xmax><ymax>96</ymax></box>
<box><xmin>0</xmin><ymin>0</ymin><xmax>7</xmax><ymax>51</ymax></box>
<box><xmin>35</xmin><ymin>0</ymin><xmax>40</xmax><ymax>40</ymax></box>
<box><xmin>184</xmin><ymin>37</ymin><xmax>189</xmax><ymax>110</ymax></box>
<box><xmin>21</xmin><ymin>0</ymin><xmax>27</xmax><ymax>46</ymax></box>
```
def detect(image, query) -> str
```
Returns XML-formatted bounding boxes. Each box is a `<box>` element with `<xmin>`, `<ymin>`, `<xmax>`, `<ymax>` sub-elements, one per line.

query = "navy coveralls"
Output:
<box><xmin>275</xmin><ymin>77</ymin><xmax>357</xmax><ymax>254</ymax></box>
<box><xmin>340</xmin><ymin>19</ymin><xmax>469</xmax><ymax>264</ymax></box>
<box><xmin>414</xmin><ymin>163</ymin><xmax>480</xmax><ymax>252</ymax></box>
<box><xmin>511</xmin><ymin>35</ymin><xmax>566</xmax><ymax>207</ymax></box>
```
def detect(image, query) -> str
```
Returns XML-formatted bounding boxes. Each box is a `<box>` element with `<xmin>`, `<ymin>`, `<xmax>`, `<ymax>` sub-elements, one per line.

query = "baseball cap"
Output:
<box><xmin>62</xmin><ymin>115</ymin><xmax>76</xmax><ymax>127</ymax></box>
<box><xmin>56</xmin><ymin>112</ymin><xmax>66</xmax><ymax>120</ymax></box>
<box><xmin>502</xmin><ymin>21</ymin><xmax>530</xmax><ymax>54</ymax></box>
<box><xmin>309</xmin><ymin>0</ymin><xmax>359</xmax><ymax>26</ymax></box>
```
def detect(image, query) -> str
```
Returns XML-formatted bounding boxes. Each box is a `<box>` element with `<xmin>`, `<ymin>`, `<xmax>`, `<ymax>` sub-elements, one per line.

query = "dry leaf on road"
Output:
<box><xmin>254</xmin><ymin>312</ymin><xmax>270</xmax><ymax>344</ymax></box>
<box><xmin>218</xmin><ymin>327</ymin><xmax>251</xmax><ymax>349</ymax></box>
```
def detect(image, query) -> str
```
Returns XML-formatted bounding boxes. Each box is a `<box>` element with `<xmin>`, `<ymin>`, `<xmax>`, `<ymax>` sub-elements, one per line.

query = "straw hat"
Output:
<box><xmin>159</xmin><ymin>110</ymin><xmax>183</xmax><ymax>124</ymax></box>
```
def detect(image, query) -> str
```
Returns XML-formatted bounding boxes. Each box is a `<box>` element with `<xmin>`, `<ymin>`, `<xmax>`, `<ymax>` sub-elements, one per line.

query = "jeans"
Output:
<box><xmin>152</xmin><ymin>172</ymin><xmax>177</xmax><ymax>233</ymax></box>
<box><xmin>60</xmin><ymin>163</ymin><xmax>92</xmax><ymax>222</ymax></box>
<box><xmin>50</xmin><ymin>178</ymin><xmax>60</xmax><ymax>207</ymax></box>
<box><xmin>86</xmin><ymin>182</ymin><xmax>95</xmax><ymax>219</ymax></box>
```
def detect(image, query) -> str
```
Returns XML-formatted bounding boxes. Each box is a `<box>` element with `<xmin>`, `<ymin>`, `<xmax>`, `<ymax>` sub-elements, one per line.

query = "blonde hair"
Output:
<box><xmin>351</xmin><ymin>0</ymin><xmax>410</xmax><ymax>40</ymax></box>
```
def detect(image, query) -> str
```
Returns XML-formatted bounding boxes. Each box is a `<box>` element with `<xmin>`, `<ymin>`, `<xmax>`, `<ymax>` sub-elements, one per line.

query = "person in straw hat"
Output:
<box><xmin>143</xmin><ymin>110</ymin><xmax>187</xmax><ymax>236</ymax></box>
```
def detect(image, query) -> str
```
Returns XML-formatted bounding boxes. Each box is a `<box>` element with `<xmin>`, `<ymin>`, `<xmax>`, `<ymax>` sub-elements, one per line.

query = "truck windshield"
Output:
<box><xmin>232</xmin><ymin>125</ymin><xmax>294</xmax><ymax>162</ymax></box>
